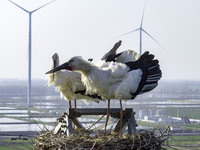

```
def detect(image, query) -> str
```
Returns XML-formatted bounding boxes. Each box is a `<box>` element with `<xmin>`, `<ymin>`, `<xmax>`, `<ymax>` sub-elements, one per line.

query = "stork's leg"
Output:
<box><xmin>74</xmin><ymin>99</ymin><xmax>77</xmax><ymax>108</ymax></box>
<box><xmin>73</xmin><ymin>99</ymin><xmax>77</xmax><ymax>130</ymax></box>
<box><xmin>120</xmin><ymin>100</ymin><xmax>123</xmax><ymax>136</ymax></box>
<box><xmin>104</xmin><ymin>99</ymin><xmax>110</xmax><ymax>135</ymax></box>
<box><xmin>69</xmin><ymin>100</ymin><xmax>72</xmax><ymax>109</ymax></box>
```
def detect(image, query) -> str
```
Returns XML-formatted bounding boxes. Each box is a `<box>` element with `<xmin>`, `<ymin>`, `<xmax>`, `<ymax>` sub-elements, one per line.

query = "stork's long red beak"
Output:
<box><xmin>45</xmin><ymin>62</ymin><xmax>72</xmax><ymax>74</ymax></box>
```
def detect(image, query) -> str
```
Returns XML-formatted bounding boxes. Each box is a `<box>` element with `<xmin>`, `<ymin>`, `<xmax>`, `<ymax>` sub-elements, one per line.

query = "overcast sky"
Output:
<box><xmin>0</xmin><ymin>0</ymin><xmax>200</xmax><ymax>80</ymax></box>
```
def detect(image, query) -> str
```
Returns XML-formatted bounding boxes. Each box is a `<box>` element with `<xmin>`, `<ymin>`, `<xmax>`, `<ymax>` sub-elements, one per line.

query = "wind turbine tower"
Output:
<box><xmin>118</xmin><ymin>2</ymin><xmax>163</xmax><ymax>55</ymax></box>
<box><xmin>8</xmin><ymin>0</ymin><xmax>56</xmax><ymax>107</ymax></box>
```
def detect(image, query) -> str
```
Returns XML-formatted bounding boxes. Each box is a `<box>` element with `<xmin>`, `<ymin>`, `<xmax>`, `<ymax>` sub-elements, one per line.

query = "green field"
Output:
<box><xmin>180</xmin><ymin>124</ymin><xmax>200</xmax><ymax>130</ymax></box>
<box><xmin>164</xmin><ymin>135</ymin><xmax>200</xmax><ymax>150</ymax></box>
<box><xmin>0</xmin><ymin>138</ymin><xmax>33</xmax><ymax>150</ymax></box>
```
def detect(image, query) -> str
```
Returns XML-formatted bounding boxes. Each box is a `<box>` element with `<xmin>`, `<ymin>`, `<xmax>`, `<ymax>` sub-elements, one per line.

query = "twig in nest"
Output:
<box><xmin>90</xmin><ymin>141</ymin><xmax>96</xmax><ymax>150</ymax></box>
<box><xmin>27</xmin><ymin>109</ymin><xmax>45</xmax><ymax>132</ymax></box>
<box><xmin>161</xmin><ymin>126</ymin><xmax>170</xmax><ymax>137</ymax></box>
<box><xmin>87</xmin><ymin>115</ymin><xmax>105</xmax><ymax>131</ymax></box>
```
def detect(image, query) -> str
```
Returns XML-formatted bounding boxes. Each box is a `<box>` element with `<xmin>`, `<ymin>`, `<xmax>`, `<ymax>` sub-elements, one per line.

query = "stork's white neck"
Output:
<box><xmin>47</xmin><ymin>56</ymin><xmax>60</xmax><ymax>86</ymax></box>
<box><xmin>75</xmin><ymin>59</ymin><xmax>98</xmax><ymax>76</ymax></box>
<box><xmin>50</xmin><ymin>59</ymin><xmax>59</xmax><ymax>70</ymax></box>
<box><xmin>76</xmin><ymin>59</ymin><xmax>110</xmax><ymax>98</ymax></box>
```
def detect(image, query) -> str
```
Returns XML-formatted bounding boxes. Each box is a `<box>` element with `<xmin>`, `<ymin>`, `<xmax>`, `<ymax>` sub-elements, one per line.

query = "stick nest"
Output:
<box><xmin>34</xmin><ymin>129</ymin><xmax>168</xmax><ymax>150</ymax></box>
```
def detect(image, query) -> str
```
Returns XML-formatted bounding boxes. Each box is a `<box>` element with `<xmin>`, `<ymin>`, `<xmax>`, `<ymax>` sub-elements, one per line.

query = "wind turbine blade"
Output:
<box><xmin>142</xmin><ymin>29</ymin><xmax>164</xmax><ymax>49</ymax></box>
<box><xmin>8</xmin><ymin>0</ymin><xmax>29</xmax><ymax>13</ymax></box>
<box><xmin>31</xmin><ymin>0</ymin><xmax>56</xmax><ymax>13</ymax></box>
<box><xmin>140</xmin><ymin>0</ymin><xmax>147</xmax><ymax>28</ymax></box>
<box><xmin>113</xmin><ymin>28</ymin><xmax>140</xmax><ymax>38</ymax></box>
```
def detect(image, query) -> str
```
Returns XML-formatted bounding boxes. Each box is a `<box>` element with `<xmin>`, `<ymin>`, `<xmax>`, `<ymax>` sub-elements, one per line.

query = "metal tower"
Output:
<box><xmin>8</xmin><ymin>0</ymin><xmax>56</xmax><ymax>107</ymax></box>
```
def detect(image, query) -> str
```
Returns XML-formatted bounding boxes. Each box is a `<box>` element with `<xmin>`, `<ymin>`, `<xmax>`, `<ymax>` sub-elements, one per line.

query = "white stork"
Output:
<box><xmin>46</xmin><ymin>51</ymin><xmax>162</xmax><ymax>134</ymax></box>
<box><xmin>99</xmin><ymin>42</ymin><xmax>140</xmax><ymax>134</ymax></box>
<box><xmin>46</xmin><ymin>41</ymin><xmax>121</xmax><ymax>108</ymax></box>
<box><xmin>46</xmin><ymin>53</ymin><xmax>101</xmax><ymax>108</ymax></box>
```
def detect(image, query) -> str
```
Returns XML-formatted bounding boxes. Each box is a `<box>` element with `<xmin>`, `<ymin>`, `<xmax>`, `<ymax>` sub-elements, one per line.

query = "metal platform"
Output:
<box><xmin>53</xmin><ymin>108</ymin><xmax>137</xmax><ymax>136</ymax></box>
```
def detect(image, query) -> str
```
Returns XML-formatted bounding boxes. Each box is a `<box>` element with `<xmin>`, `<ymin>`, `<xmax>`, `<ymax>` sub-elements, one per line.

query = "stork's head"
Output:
<box><xmin>46</xmin><ymin>56</ymin><xmax>85</xmax><ymax>74</ymax></box>
<box><xmin>67</xmin><ymin>56</ymin><xmax>85</xmax><ymax>71</ymax></box>
<box><xmin>52</xmin><ymin>53</ymin><xmax>59</xmax><ymax>68</ymax></box>
<box><xmin>46</xmin><ymin>53</ymin><xmax>60</xmax><ymax>85</ymax></box>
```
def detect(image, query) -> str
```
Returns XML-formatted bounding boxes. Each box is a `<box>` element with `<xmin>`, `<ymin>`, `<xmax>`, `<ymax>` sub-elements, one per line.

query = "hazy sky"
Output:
<box><xmin>0</xmin><ymin>0</ymin><xmax>200</xmax><ymax>80</ymax></box>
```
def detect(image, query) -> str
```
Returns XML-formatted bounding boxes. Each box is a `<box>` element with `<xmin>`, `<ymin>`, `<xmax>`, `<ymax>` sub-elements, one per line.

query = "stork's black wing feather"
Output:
<box><xmin>125</xmin><ymin>51</ymin><xmax>162</xmax><ymax>99</ymax></box>
<box><xmin>75</xmin><ymin>90</ymin><xmax>102</xmax><ymax>101</ymax></box>
<box><xmin>101</xmin><ymin>40</ymin><xmax>122</xmax><ymax>62</ymax></box>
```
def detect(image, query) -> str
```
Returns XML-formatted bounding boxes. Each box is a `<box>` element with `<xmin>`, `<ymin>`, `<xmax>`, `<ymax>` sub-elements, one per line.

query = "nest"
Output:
<box><xmin>34</xmin><ymin>128</ymin><xmax>169</xmax><ymax>150</ymax></box>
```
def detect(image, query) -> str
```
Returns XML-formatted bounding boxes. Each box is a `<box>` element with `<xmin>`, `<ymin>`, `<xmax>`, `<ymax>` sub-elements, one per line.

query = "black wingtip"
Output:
<box><xmin>128</xmin><ymin>51</ymin><xmax>162</xmax><ymax>99</ymax></box>
<box><xmin>88</xmin><ymin>58</ymin><xmax>93</xmax><ymax>62</ymax></box>
<box><xmin>101</xmin><ymin>40</ymin><xmax>122</xmax><ymax>62</ymax></box>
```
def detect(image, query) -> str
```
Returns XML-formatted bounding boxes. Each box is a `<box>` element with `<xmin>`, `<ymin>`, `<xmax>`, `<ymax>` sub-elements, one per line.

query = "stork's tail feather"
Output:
<box><xmin>128</xmin><ymin>51</ymin><xmax>162</xmax><ymax>99</ymax></box>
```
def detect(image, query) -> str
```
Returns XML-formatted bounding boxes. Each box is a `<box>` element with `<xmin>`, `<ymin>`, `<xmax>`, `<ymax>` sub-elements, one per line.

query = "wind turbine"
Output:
<box><xmin>117</xmin><ymin>2</ymin><xmax>163</xmax><ymax>55</ymax></box>
<box><xmin>8</xmin><ymin>0</ymin><xmax>56</xmax><ymax>107</ymax></box>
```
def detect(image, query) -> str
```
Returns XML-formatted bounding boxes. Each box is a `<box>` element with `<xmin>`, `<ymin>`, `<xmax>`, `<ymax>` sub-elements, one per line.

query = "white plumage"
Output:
<box><xmin>115</xmin><ymin>49</ymin><xmax>140</xmax><ymax>63</ymax></box>
<box><xmin>98</xmin><ymin>49</ymin><xmax>139</xmax><ymax>68</ymax></box>
<box><xmin>47</xmin><ymin>51</ymin><xmax>161</xmax><ymax>101</ymax></box>
<box><xmin>46</xmin><ymin>53</ymin><xmax>101</xmax><ymax>104</ymax></box>
<box><xmin>65</xmin><ymin>57</ymin><xmax>141</xmax><ymax>100</ymax></box>
<box><xmin>86</xmin><ymin>49</ymin><xmax>140</xmax><ymax>100</ymax></box>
